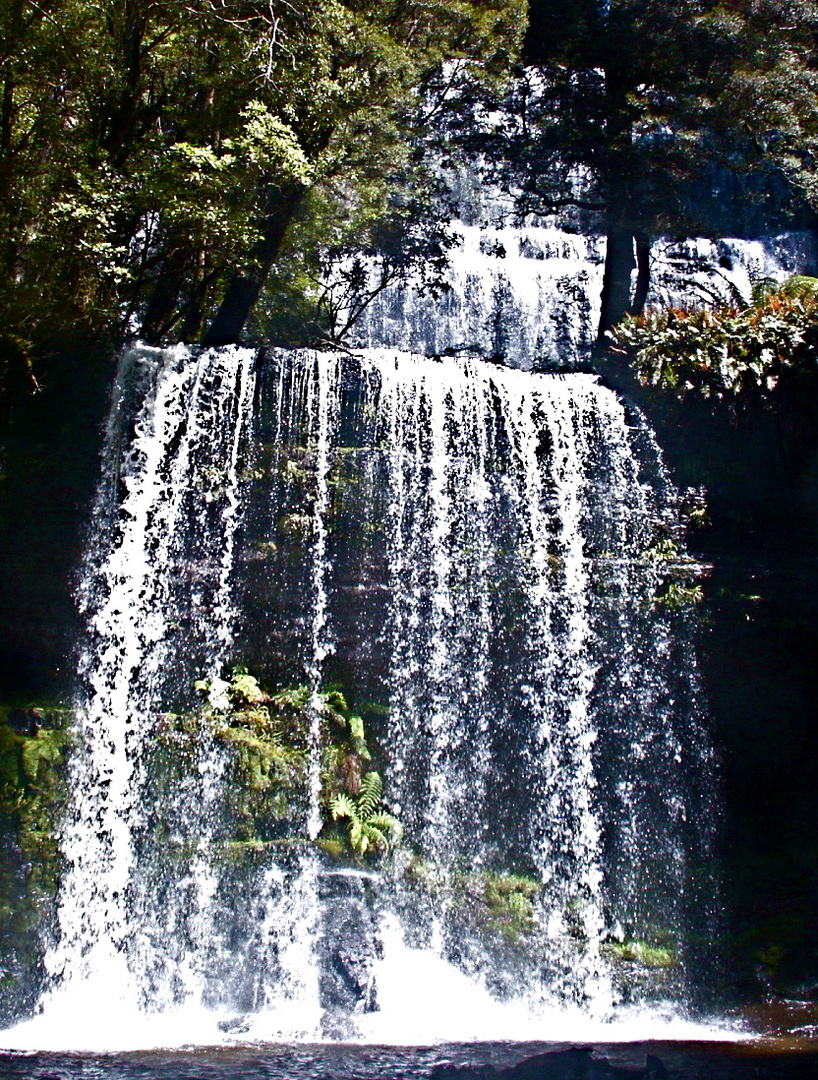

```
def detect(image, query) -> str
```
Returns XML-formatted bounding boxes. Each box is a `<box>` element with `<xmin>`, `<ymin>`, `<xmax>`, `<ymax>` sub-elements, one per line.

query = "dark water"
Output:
<box><xmin>2</xmin><ymin>1041</ymin><xmax>818</xmax><ymax>1080</ymax></box>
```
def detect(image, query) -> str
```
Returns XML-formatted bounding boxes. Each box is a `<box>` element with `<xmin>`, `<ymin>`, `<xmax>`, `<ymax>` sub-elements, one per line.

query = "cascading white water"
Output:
<box><xmin>5</xmin><ymin>345</ymin><xmax>258</xmax><ymax>1046</ymax></box>
<box><xmin>0</xmin><ymin>345</ymin><xmax>726</xmax><ymax>1051</ymax></box>
<box><xmin>349</xmin><ymin>223</ymin><xmax>605</xmax><ymax>366</ymax></box>
<box><xmin>347</xmin><ymin>222</ymin><xmax>816</xmax><ymax>366</ymax></box>
<box><xmin>345</xmin><ymin>353</ymin><xmax>714</xmax><ymax>1026</ymax></box>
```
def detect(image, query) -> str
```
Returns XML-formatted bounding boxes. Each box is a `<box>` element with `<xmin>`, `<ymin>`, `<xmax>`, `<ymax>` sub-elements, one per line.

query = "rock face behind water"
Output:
<box><xmin>318</xmin><ymin>870</ymin><xmax>380</xmax><ymax>1039</ymax></box>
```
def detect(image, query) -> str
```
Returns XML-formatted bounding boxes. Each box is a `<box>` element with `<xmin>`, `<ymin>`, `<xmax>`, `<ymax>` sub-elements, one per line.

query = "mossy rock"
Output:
<box><xmin>602</xmin><ymin>940</ymin><xmax>677</xmax><ymax>969</ymax></box>
<box><xmin>277</xmin><ymin>512</ymin><xmax>313</xmax><ymax>542</ymax></box>
<box><xmin>404</xmin><ymin>862</ymin><xmax>542</xmax><ymax>947</ymax></box>
<box><xmin>316</xmin><ymin>835</ymin><xmax>349</xmax><ymax>861</ymax></box>
<box><xmin>454</xmin><ymin>870</ymin><xmax>541</xmax><ymax>944</ymax></box>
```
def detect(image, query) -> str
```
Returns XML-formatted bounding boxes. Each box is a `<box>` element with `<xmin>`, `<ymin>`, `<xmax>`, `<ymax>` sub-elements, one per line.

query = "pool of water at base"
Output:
<box><xmin>3</xmin><ymin>1039</ymin><xmax>818</xmax><ymax>1080</ymax></box>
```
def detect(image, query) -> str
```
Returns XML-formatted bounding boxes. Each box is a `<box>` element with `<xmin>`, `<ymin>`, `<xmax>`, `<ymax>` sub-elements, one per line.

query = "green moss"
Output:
<box><xmin>456</xmin><ymin>870</ymin><xmax>540</xmax><ymax>943</ymax></box>
<box><xmin>315</xmin><ymin>836</ymin><xmax>347</xmax><ymax>860</ymax></box>
<box><xmin>277</xmin><ymin>512</ymin><xmax>312</xmax><ymax>542</ymax></box>
<box><xmin>602</xmin><ymin>940</ymin><xmax>677</xmax><ymax>968</ymax></box>
<box><xmin>216</xmin><ymin>838</ymin><xmax>310</xmax><ymax>866</ymax></box>
<box><xmin>253</xmin><ymin>540</ymin><xmax>278</xmax><ymax>559</ymax></box>
<box><xmin>654</xmin><ymin>581</ymin><xmax>704</xmax><ymax>610</ymax></box>
<box><xmin>404</xmin><ymin>862</ymin><xmax>542</xmax><ymax>946</ymax></box>
<box><xmin>403</xmin><ymin>856</ymin><xmax>446</xmax><ymax>894</ymax></box>
<box><xmin>0</xmin><ymin>710</ymin><xmax>72</xmax><ymax>1017</ymax></box>
<box><xmin>0</xmin><ymin>717</ymin><xmax>71</xmax><ymax>860</ymax></box>
<box><xmin>218</xmin><ymin>718</ymin><xmax>306</xmax><ymax>837</ymax></box>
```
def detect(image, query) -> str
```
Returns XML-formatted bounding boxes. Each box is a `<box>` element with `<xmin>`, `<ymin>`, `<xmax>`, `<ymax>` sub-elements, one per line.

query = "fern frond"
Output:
<box><xmin>751</xmin><ymin>275</ymin><xmax>778</xmax><ymax>306</ymax></box>
<box><xmin>358</xmin><ymin>771</ymin><xmax>382</xmax><ymax>817</ymax></box>
<box><xmin>350</xmin><ymin>819</ymin><xmax>365</xmax><ymax>854</ymax></box>
<box><xmin>368</xmin><ymin>813</ymin><xmax>403</xmax><ymax>847</ymax></box>
<box><xmin>271</xmin><ymin>685</ymin><xmax>310</xmax><ymax>710</ymax></box>
<box><xmin>321</xmin><ymin>690</ymin><xmax>349</xmax><ymax>725</ymax></box>
<box><xmin>781</xmin><ymin>274</ymin><xmax>818</xmax><ymax>300</ymax></box>
<box><xmin>349</xmin><ymin>713</ymin><xmax>372</xmax><ymax>759</ymax></box>
<box><xmin>360</xmin><ymin>823</ymin><xmax>388</xmax><ymax>852</ymax></box>
<box><xmin>331</xmin><ymin>792</ymin><xmax>355</xmax><ymax>820</ymax></box>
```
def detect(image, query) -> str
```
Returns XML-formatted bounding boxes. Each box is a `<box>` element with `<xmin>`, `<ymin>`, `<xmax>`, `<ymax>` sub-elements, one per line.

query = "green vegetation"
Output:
<box><xmin>600</xmin><ymin>931</ymin><xmax>681</xmax><ymax>1001</ymax></box>
<box><xmin>190</xmin><ymin>668</ymin><xmax>403</xmax><ymax>860</ymax></box>
<box><xmin>0</xmin><ymin>707</ymin><xmax>71</xmax><ymax>1013</ymax></box>
<box><xmin>0</xmin><ymin>696</ymin><xmax>692</xmax><ymax>998</ymax></box>
<box><xmin>609</xmin><ymin>276</ymin><xmax>818</xmax><ymax>402</ymax></box>
<box><xmin>0</xmin><ymin>708</ymin><xmax>70</xmax><ymax>894</ymax></box>
<box><xmin>653</xmin><ymin>581</ymin><xmax>704</xmax><ymax>611</ymax></box>
<box><xmin>602</xmin><ymin>939</ymin><xmax>677</xmax><ymax>969</ymax></box>
<box><xmin>454</xmin><ymin>869</ymin><xmax>540</xmax><ymax>944</ymax></box>
<box><xmin>404</xmin><ymin>858</ymin><xmax>541</xmax><ymax>947</ymax></box>
<box><xmin>0</xmin><ymin>674</ymin><xmax>403</xmax><ymax>917</ymax></box>
<box><xmin>637</xmin><ymin>530</ymin><xmax>706</xmax><ymax>611</ymax></box>
<box><xmin>0</xmin><ymin>0</ymin><xmax>524</xmax><ymax>389</ymax></box>
<box><xmin>2</xmin><ymin>0</ymin><xmax>816</xmax><ymax>375</ymax></box>
<box><xmin>2</xmin><ymin>0</ymin><xmax>817</xmax><ymax>418</ymax></box>
<box><xmin>330</xmin><ymin>771</ymin><xmax>403</xmax><ymax>859</ymax></box>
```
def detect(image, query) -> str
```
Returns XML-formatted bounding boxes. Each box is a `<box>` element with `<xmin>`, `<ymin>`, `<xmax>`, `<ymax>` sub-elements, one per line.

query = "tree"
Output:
<box><xmin>469</xmin><ymin>0</ymin><xmax>818</xmax><ymax>339</ymax></box>
<box><xmin>0</xmin><ymin>0</ymin><xmax>526</xmax><ymax>379</ymax></box>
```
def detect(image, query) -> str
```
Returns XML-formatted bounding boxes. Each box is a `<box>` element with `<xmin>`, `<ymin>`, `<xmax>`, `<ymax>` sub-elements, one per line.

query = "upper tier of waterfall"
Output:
<box><xmin>345</xmin><ymin>222</ymin><xmax>816</xmax><ymax>367</ymax></box>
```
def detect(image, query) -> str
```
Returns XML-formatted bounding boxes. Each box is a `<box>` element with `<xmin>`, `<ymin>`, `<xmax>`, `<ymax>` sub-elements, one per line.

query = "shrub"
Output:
<box><xmin>608</xmin><ymin>276</ymin><xmax>818</xmax><ymax>400</ymax></box>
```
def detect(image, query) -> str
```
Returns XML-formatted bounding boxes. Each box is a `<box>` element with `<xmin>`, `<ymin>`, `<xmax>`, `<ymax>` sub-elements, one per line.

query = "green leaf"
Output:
<box><xmin>331</xmin><ymin>792</ymin><xmax>355</xmax><ymax>820</ymax></box>
<box><xmin>357</xmin><ymin>771</ymin><xmax>383</xmax><ymax>818</ymax></box>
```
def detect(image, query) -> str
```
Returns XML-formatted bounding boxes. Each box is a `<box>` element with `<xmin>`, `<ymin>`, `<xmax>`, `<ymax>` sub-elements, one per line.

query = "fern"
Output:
<box><xmin>329</xmin><ymin>770</ymin><xmax>402</xmax><ymax>858</ymax></box>
<box><xmin>368</xmin><ymin>812</ymin><xmax>403</xmax><ymax>841</ymax></box>
<box><xmin>331</xmin><ymin>791</ymin><xmax>355</xmax><ymax>818</ymax></box>
<box><xmin>271</xmin><ymin>685</ymin><xmax>311</xmax><ymax>710</ymax></box>
<box><xmin>779</xmin><ymin>275</ymin><xmax>818</xmax><ymax>300</ymax></box>
<box><xmin>751</xmin><ymin>275</ymin><xmax>779</xmax><ymax>305</ymax></box>
<box><xmin>357</xmin><ymin>771</ymin><xmax>382</xmax><ymax>817</ymax></box>
<box><xmin>230</xmin><ymin>667</ymin><xmax>269</xmax><ymax>706</ymax></box>
<box><xmin>609</xmin><ymin>273</ymin><xmax>818</xmax><ymax>401</ymax></box>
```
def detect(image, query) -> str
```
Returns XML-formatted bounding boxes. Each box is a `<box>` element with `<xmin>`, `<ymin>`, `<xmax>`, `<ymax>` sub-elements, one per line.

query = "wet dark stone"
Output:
<box><xmin>431</xmin><ymin>1047</ymin><xmax>668</xmax><ymax>1080</ymax></box>
<box><xmin>317</xmin><ymin>870</ymin><xmax>380</xmax><ymax>1038</ymax></box>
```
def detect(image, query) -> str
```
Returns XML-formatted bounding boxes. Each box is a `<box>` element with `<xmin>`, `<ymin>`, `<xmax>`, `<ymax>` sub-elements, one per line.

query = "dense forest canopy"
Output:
<box><xmin>2</xmin><ymin>0</ymin><xmax>818</xmax><ymax>391</ymax></box>
<box><xmin>0</xmin><ymin>0</ymin><xmax>523</xmax><ymax>374</ymax></box>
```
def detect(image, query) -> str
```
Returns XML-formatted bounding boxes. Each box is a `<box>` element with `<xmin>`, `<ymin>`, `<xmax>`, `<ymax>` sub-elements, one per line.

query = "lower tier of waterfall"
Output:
<box><xmin>0</xmin><ymin>345</ymin><xmax>727</xmax><ymax>1051</ymax></box>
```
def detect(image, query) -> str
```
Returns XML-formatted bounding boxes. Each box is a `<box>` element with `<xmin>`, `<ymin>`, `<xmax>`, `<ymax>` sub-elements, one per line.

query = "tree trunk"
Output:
<box><xmin>101</xmin><ymin>0</ymin><xmax>148</xmax><ymax>168</ymax></box>
<box><xmin>140</xmin><ymin>249</ymin><xmax>186</xmax><ymax>345</ymax></box>
<box><xmin>632</xmin><ymin>232</ymin><xmax>651</xmax><ymax>315</ymax></box>
<box><xmin>202</xmin><ymin>185</ymin><xmax>303</xmax><ymax>347</ymax></box>
<box><xmin>596</xmin><ymin>42</ymin><xmax>654</xmax><ymax>341</ymax></box>
<box><xmin>598</xmin><ymin>228</ymin><xmax>636</xmax><ymax>341</ymax></box>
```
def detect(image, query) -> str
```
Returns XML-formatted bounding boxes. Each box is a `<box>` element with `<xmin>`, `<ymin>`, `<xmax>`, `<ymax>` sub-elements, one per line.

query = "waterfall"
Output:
<box><xmin>16</xmin><ymin>345</ymin><xmax>258</xmax><ymax>1045</ymax></box>
<box><xmin>0</xmin><ymin>343</ymin><xmax>723</xmax><ymax>1050</ymax></box>
<box><xmin>347</xmin><ymin>222</ymin><xmax>816</xmax><ymax>365</ymax></box>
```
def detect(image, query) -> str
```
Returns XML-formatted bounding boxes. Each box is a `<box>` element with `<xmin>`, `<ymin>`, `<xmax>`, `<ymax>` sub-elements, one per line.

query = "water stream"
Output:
<box><xmin>0</xmin><ymin>338</ymin><xmax>727</xmax><ymax>1051</ymax></box>
<box><xmin>348</xmin><ymin>221</ymin><xmax>816</xmax><ymax>366</ymax></box>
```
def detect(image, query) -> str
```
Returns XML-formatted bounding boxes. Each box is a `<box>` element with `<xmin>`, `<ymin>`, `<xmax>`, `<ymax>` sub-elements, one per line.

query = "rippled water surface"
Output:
<box><xmin>3</xmin><ymin>1040</ymin><xmax>818</xmax><ymax>1080</ymax></box>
